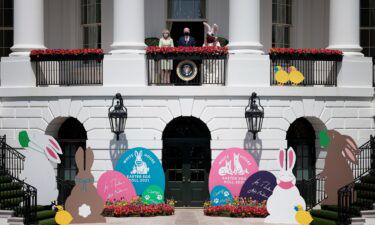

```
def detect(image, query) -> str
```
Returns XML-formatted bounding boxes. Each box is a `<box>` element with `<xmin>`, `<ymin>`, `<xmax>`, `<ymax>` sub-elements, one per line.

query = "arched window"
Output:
<box><xmin>57</xmin><ymin>117</ymin><xmax>87</xmax><ymax>182</ymax></box>
<box><xmin>286</xmin><ymin>117</ymin><xmax>316</xmax><ymax>182</ymax></box>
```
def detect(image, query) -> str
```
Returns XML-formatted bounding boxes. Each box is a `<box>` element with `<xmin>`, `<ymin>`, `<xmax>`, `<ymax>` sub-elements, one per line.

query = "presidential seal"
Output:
<box><xmin>176</xmin><ymin>60</ymin><xmax>198</xmax><ymax>81</ymax></box>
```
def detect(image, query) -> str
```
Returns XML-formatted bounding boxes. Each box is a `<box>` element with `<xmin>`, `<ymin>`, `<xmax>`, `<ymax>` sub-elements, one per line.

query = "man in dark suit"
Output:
<box><xmin>178</xmin><ymin>27</ymin><xmax>196</xmax><ymax>47</ymax></box>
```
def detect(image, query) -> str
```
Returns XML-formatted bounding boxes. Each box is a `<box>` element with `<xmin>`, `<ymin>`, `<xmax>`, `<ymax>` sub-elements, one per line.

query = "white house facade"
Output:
<box><xmin>0</xmin><ymin>0</ymin><xmax>375</xmax><ymax>211</ymax></box>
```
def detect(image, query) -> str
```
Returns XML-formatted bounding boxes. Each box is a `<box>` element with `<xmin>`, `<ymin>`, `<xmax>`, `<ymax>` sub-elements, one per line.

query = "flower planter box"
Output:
<box><xmin>269</xmin><ymin>48</ymin><xmax>343</xmax><ymax>61</ymax></box>
<box><xmin>30</xmin><ymin>49</ymin><xmax>104</xmax><ymax>62</ymax></box>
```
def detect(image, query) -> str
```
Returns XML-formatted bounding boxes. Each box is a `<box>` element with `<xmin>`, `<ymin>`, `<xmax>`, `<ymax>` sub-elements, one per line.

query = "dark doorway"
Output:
<box><xmin>162</xmin><ymin>117</ymin><xmax>211</xmax><ymax>207</ymax></box>
<box><xmin>287</xmin><ymin>117</ymin><xmax>316</xmax><ymax>206</ymax></box>
<box><xmin>56</xmin><ymin>117</ymin><xmax>87</xmax><ymax>203</ymax></box>
<box><xmin>170</xmin><ymin>22</ymin><xmax>205</xmax><ymax>47</ymax></box>
<box><xmin>287</xmin><ymin>117</ymin><xmax>316</xmax><ymax>182</ymax></box>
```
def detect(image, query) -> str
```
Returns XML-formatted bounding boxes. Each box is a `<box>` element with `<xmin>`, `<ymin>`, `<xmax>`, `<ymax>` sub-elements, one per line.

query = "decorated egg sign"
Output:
<box><xmin>97</xmin><ymin>171</ymin><xmax>137</xmax><ymax>202</ymax></box>
<box><xmin>209</xmin><ymin>148</ymin><xmax>259</xmax><ymax>197</ymax></box>
<box><xmin>115</xmin><ymin>147</ymin><xmax>165</xmax><ymax>196</ymax></box>
<box><xmin>210</xmin><ymin>186</ymin><xmax>233</xmax><ymax>206</ymax></box>
<box><xmin>142</xmin><ymin>185</ymin><xmax>164</xmax><ymax>204</ymax></box>
<box><xmin>239</xmin><ymin>171</ymin><xmax>277</xmax><ymax>202</ymax></box>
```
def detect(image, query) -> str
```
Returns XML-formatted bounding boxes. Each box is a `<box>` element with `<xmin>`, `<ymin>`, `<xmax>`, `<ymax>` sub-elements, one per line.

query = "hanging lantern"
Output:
<box><xmin>108</xmin><ymin>93</ymin><xmax>127</xmax><ymax>140</ymax></box>
<box><xmin>245</xmin><ymin>92</ymin><xmax>264</xmax><ymax>140</ymax></box>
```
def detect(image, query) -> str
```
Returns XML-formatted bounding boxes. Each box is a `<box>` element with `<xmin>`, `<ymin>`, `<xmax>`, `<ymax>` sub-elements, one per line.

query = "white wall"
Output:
<box><xmin>145</xmin><ymin>0</ymin><xmax>166</xmax><ymax>38</ymax></box>
<box><xmin>44</xmin><ymin>0</ymin><xmax>81</xmax><ymax>49</ymax></box>
<box><xmin>102</xmin><ymin>0</ymin><xmax>113</xmax><ymax>53</ymax></box>
<box><xmin>41</xmin><ymin>0</ymin><xmax>330</xmax><ymax>51</ymax></box>
<box><xmin>0</xmin><ymin>96</ymin><xmax>373</xmax><ymax>181</ymax></box>
<box><xmin>207</xmin><ymin>0</ymin><xmax>229</xmax><ymax>39</ymax></box>
<box><xmin>292</xmin><ymin>0</ymin><xmax>329</xmax><ymax>49</ymax></box>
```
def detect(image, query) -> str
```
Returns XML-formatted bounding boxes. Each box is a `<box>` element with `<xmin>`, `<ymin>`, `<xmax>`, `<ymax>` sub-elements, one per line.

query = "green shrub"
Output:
<box><xmin>145</xmin><ymin>37</ymin><xmax>160</xmax><ymax>47</ymax></box>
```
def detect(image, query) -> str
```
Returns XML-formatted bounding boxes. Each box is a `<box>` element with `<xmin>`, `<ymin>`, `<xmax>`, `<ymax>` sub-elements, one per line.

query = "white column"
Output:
<box><xmin>328</xmin><ymin>0</ymin><xmax>363</xmax><ymax>56</ymax></box>
<box><xmin>10</xmin><ymin>0</ymin><xmax>46</xmax><ymax>56</ymax></box>
<box><xmin>111</xmin><ymin>0</ymin><xmax>145</xmax><ymax>54</ymax></box>
<box><xmin>228</xmin><ymin>0</ymin><xmax>263</xmax><ymax>54</ymax></box>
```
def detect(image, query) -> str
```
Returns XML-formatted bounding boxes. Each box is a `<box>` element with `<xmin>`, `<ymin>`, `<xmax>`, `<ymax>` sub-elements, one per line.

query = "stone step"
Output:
<box><xmin>0</xmin><ymin>210</ymin><xmax>13</xmax><ymax>218</ymax></box>
<box><xmin>361</xmin><ymin>209</ymin><xmax>375</xmax><ymax>218</ymax></box>
<box><xmin>351</xmin><ymin>217</ymin><xmax>366</xmax><ymax>225</ymax></box>
<box><xmin>7</xmin><ymin>217</ymin><xmax>24</xmax><ymax>225</ymax></box>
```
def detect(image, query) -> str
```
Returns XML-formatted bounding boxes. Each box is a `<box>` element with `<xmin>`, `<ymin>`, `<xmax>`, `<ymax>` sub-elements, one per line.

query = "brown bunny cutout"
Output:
<box><xmin>320</xmin><ymin>130</ymin><xmax>359</xmax><ymax>205</ymax></box>
<box><xmin>65</xmin><ymin>147</ymin><xmax>106</xmax><ymax>223</ymax></box>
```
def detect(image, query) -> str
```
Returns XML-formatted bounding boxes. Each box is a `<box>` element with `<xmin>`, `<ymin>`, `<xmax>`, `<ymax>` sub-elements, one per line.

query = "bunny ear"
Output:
<box><xmin>203</xmin><ymin>22</ymin><xmax>212</xmax><ymax>32</ymax></box>
<box><xmin>213</xmin><ymin>24</ymin><xmax>219</xmax><ymax>33</ymax></box>
<box><xmin>134</xmin><ymin>151</ymin><xmax>138</xmax><ymax>157</ymax></box>
<box><xmin>84</xmin><ymin>147</ymin><xmax>94</xmax><ymax>171</ymax></box>
<box><xmin>278</xmin><ymin>149</ymin><xmax>285</xmax><ymax>170</ymax></box>
<box><xmin>342</xmin><ymin>135</ymin><xmax>359</xmax><ymax>164</ymax></box>
<box><xmin>287</xmin><ymin>147</ymin><xmax>296</xmax><ymax>170</ymax></box>
<box><xmin>44</xmin><ymin>146</ymin><xmax>61</xmax><ymax>164</ymax></box>
<box><xmin>47</xmin><ymin>135</ymin><xmax>63</xmax><ymax>155</ymax></box>
<box><xmin>139</xmin><ymin>150</ymin><xmax>143</xmax><ymax>157</ymax></box>
<box><xmin>75</xmin><ymin>147</ymin><xmax>85</xmax><ymax>172</ymax></box>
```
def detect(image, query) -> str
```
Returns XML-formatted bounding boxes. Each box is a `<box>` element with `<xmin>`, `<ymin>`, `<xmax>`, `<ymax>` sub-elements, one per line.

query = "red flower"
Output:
<box><xmin>269</xmin><ymin>48</ymin><xmax>343</xmax><ymax>56</ymax></box>
<box><xmin>146</xmin><ymin>46</ymin><xmax>229</xmax><ymax>56</ymax></box>
<box><xmin>30</xmin><ymin>48</ymin><xmax>104</xmax><ymax>57</ymax></box>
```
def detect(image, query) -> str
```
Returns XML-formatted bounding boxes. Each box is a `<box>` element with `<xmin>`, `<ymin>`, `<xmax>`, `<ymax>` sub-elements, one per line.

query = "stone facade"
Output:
<box><xmin>1</xmin><ymin>95</ymin><xmax>373</xmax><ymax>181</ymax></box>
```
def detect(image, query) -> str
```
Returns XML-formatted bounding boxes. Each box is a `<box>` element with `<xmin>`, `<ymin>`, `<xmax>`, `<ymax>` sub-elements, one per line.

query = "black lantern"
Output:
<box><xmin>108</xmin><ymin>93</ymin><xmax>127</xmax><ymax>140</ymax></box>
<box><xmin>245</xmin><ymin>92</ymin><xmax>264</xmax><ymax>140</ymax></box>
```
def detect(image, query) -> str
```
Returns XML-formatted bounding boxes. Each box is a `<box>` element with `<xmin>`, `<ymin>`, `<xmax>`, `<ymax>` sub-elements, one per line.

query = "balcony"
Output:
<box><xmin>269</xmin><ymin>48</ymin><xmax>343</xmax><ymax>86</ymax></box>
<box><xmin>30</xmin><ymin>49</ymin><xmax>104</xmax><ymax>86</ymax></box>
<box><xmin>146</xmin><ymin>47</ymin><xmax>228</xmax><ymax>86</ymax></box>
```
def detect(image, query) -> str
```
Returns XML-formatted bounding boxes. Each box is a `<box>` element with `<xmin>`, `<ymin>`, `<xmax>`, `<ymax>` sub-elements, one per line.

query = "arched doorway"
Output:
<box><xmin>56</xmin><ymin>118</ymin><xmax>87</xmax><ymax>183</ymax></box>
<box><xmin>162</xmin><ymin>117</ymin><xmax>211</xmax><ymax>207</ymax></box>
<box><xmin>286</xmin><ymin>117</ymin><xmax>316</xmax><ymax>182</ymax></box>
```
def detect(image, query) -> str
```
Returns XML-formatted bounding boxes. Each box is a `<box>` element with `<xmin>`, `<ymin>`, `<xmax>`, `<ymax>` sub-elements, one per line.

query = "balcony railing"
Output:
<box><xmin>31</xmin><ymin>49</ymin><xmax>104</xmax><ymax>86</ymax></box>
<box><xmin>146</xmin><ymin>47</ymin><xmax>228</xmax><ymax>86</ymax></box>
<box><xmin>270</xmin><ymin>49</ymin><xmax>343</xmax><ymax>86</ymax></box>
<box><xmin>337</xmin><ymin>136</ymin><xmax>375</xmax><ymax>225</ymax></box>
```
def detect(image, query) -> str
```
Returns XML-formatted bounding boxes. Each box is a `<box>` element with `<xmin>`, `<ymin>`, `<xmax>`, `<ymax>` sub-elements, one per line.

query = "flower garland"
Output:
<box><xmin>30</xmin><ymin>48</ymin><xmax>104</xmax><ymax>57</ymax></box>
<box><xmin>269</xmin><ymin>48</ymin><xmax>343</xmax><ymax>56</ymax></box>
<box><xmin>146</xmin><ymin>46</ymin><xmax>229</xmax><ymax>56</ymax></box>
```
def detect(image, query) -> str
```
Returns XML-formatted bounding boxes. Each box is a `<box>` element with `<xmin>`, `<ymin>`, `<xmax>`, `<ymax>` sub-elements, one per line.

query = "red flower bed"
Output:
<box><xmin>102</xmin><ymin>204</ymin><xmax>174</xmax><ymax>217</ymax></box>
<box><xmin>102</xmin><ymin>198</ymin><xmax>175</xmax><ymax>217</ymax></box>
<box><xmin>146</xmin><ymin>46</ymin><xmax>229</xmax><ymax>56</ymax></box>
<box><xmin>269</xmin><ymin>48</ymin><xmax>343</xmax><ymax>56</ymax></box>
<box><xmin>203</xmin><ymin>197</ymin><xmax>268</xmax><ymax>218</ymax></box>
<box><xmin>204</xmin><ymin>205</ymin><xmax>268</xmax><ymax>218</ymax></box>
<box><xmin>30</xmin><ymin>48</ymin><xmax>104</xmax><ymax>56</ymax></box>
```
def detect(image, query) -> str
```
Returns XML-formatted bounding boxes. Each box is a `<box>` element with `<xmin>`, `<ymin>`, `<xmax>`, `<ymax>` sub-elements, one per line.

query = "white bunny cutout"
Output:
<box><xmin>18</xmin><ymin>131</ymin><xmax>63</xmax><ymax>205</ymax></box>
<box><xmin>203</xmin><ymin>22</ymin><xmax>220</xmax><ymax>47</ymax></box>
<box><xmin>265</xmin><ymin>147</ymin><xmax>306</xmax><ymax>224</ymax></box>
<box><xmin>131</xmin><ymin>150</ymin><xmax>150</xmax><ymax>175</ymax></box>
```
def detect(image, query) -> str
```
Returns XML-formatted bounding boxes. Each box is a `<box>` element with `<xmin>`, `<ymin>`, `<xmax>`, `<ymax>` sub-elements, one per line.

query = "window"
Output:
<box><xmin>0</xmin><ymin>0</ymin><xmax>13</xmax><ymax>57</ymax></box>
<box><xmin>168</xmin><ymin>0</ymin><xmax>206</xmax><ymax>20</ymax></box>
<box><xmin>272</xmin><ymin>0</ymin><xmax>292</xmax><ymax>48</ymax></box>
<box><xmin>81</xmin><ymin>0</ymin><xmax>101</xmax><ymax>48</ymax></box>
<box><xmin>360</xmin><ymin>0</ymin><xmax>375</xmax><ymax>57</ymax></box>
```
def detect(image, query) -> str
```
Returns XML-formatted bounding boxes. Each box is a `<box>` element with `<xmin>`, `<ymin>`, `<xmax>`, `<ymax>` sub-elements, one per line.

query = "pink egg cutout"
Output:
<box><xmin>97</xmin><ymin>171</ymin><xmax>137</xmax><ymax>202</ymax></box>
<box><xmin>209</xmin><ymin>148</ymin><xmax>259</xmax><ymax>197</ymax></box>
